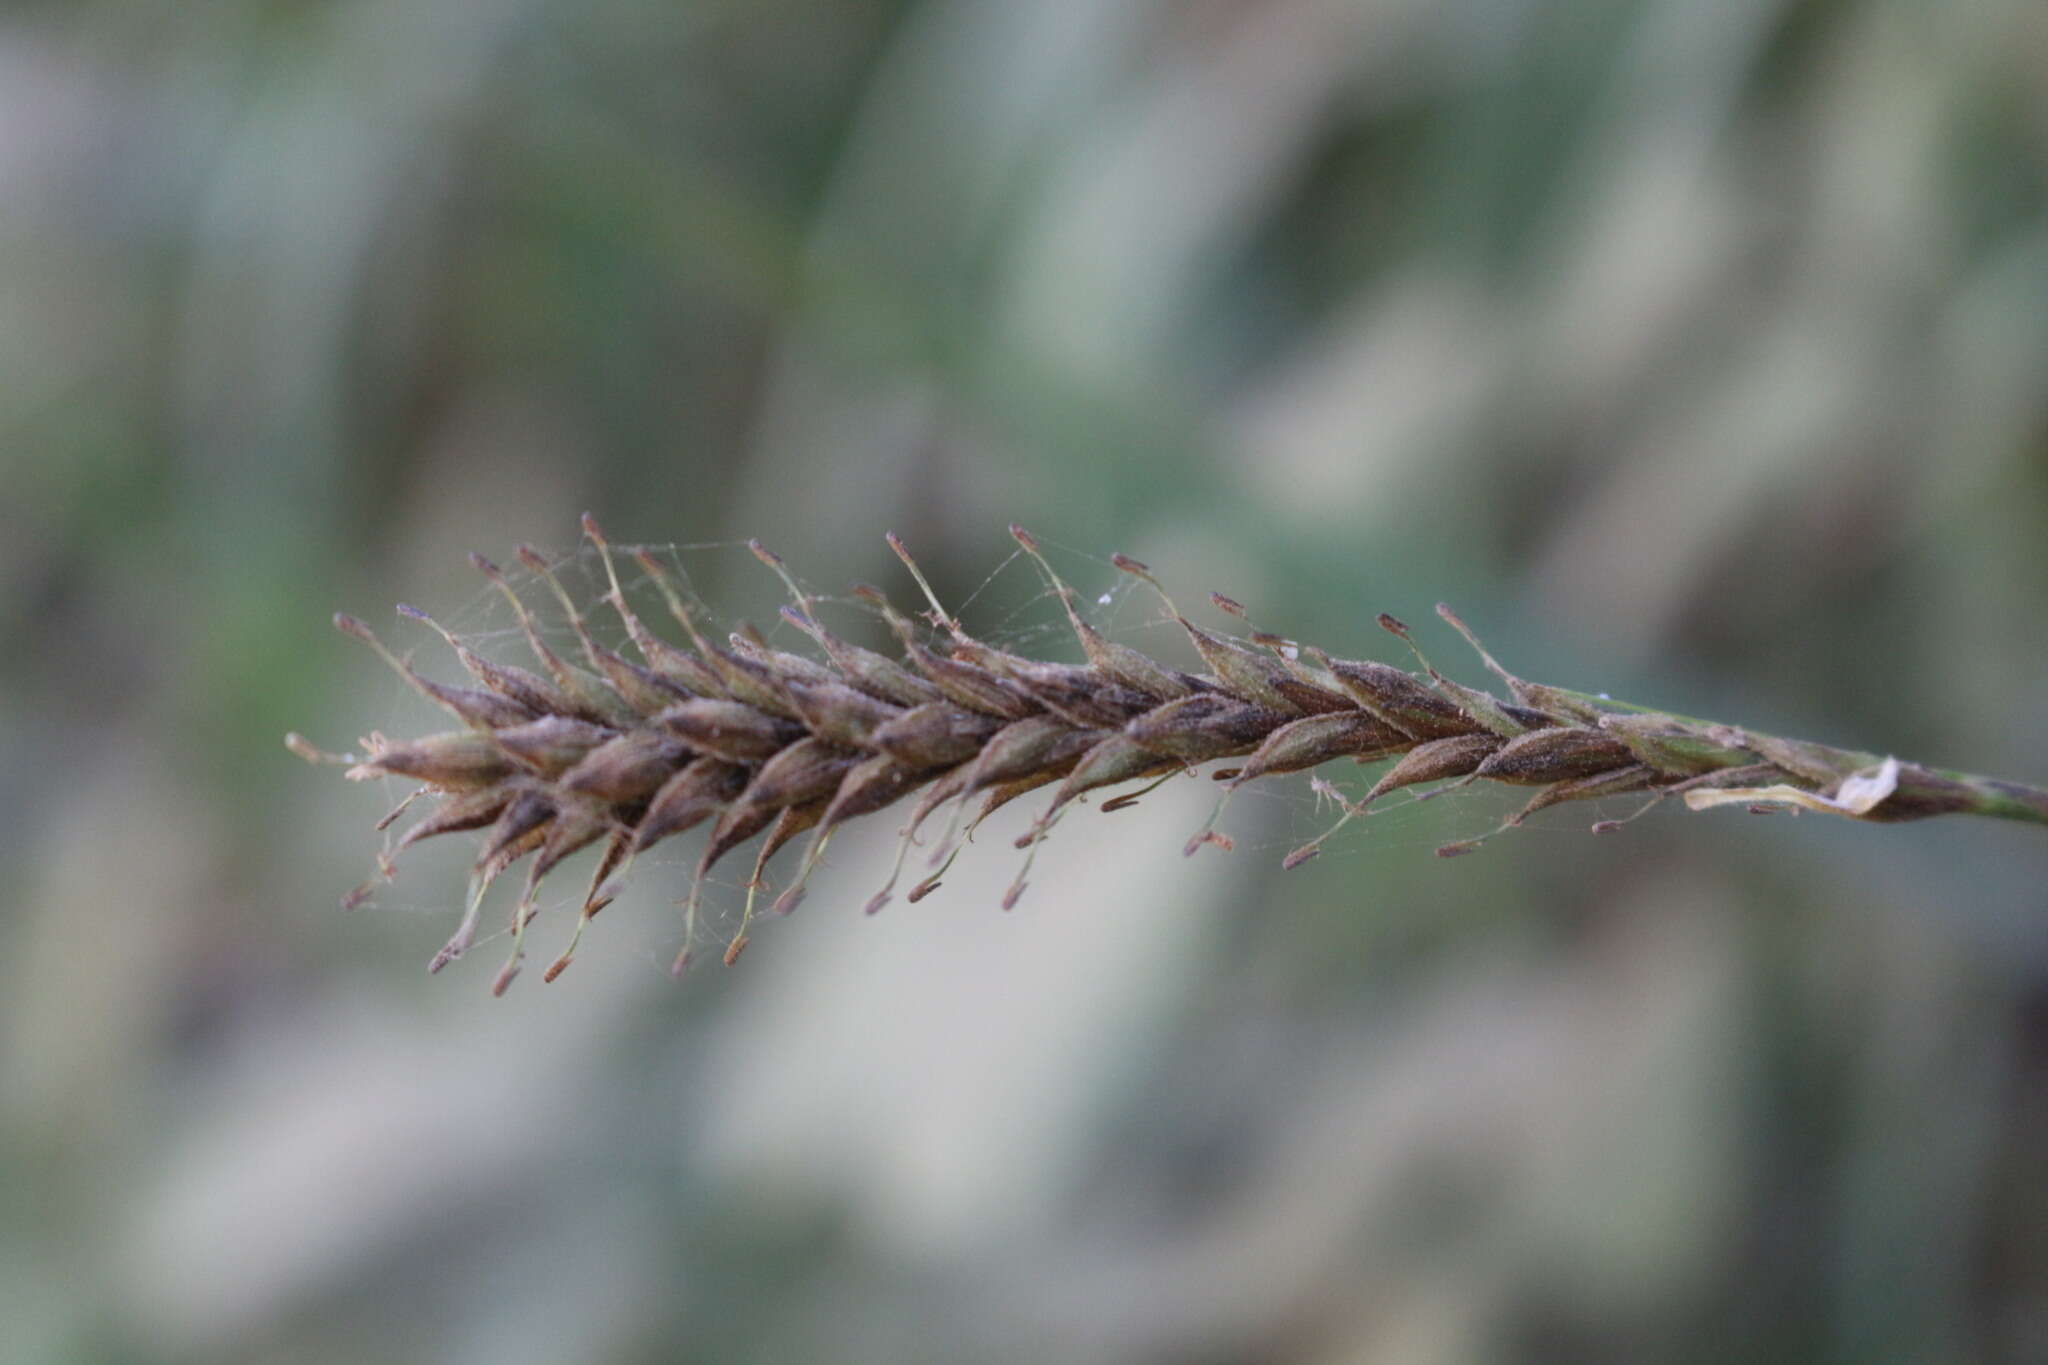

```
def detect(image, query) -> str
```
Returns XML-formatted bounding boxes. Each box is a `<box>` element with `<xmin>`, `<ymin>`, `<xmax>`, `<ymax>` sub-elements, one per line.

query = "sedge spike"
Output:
<box><xmin>293</xmin><ymin>520</ymin><xmax>2048</xmax><ymax>990</ymax></box>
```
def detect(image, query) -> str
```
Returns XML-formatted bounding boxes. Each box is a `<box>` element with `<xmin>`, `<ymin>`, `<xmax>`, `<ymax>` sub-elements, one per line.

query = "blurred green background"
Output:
<box><xmin>6</xmin><ymin>0</ymin><xmax>2048</xmax><ymax>1361</ymax></box>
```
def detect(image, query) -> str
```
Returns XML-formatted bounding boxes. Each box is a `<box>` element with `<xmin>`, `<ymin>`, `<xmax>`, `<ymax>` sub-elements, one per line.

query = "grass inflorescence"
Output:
<box><xmin>289</xmin><ymin>518</ymin><xmax>2048</xmax><ymax>993</ymax></box>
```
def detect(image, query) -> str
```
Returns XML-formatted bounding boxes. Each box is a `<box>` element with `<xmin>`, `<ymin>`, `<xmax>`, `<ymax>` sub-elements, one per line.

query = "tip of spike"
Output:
<box><xmin>1377</xmin><ymin>613</ymin><xmax>1411</xmax><ymax>639</ymax></box>
<box><xmin>1281</xmin><ymin>845</ymin><xmax>1320</xmax><ymax>871</ymax></box>
<box><xmin>722</xmin><ymin>934</ymin><xmax>749</xmax><ymax>967</ymax></box>
<box><xmin>907</xmin><ymin>877</ymin><xmax>942</xmax><ymax>903</ymax></box>
<box><xmin>1001</xmin><ymin>881</ymin><xmax>1027</xmax><ymax>911</ymax></box>
<box><xmin>1008</xmin><ymin>524</ymin><xmax>1040</xmax><ymax>552</ymax></box>
<box><xmin>286</xmin><ymin>732</ymin><xmax>339</xmax><ymax>765</ymax></box>
<box><xmin>863</xmin><ymin>890</ymin><xmax>891</xmax><ymax>916</ymax></box>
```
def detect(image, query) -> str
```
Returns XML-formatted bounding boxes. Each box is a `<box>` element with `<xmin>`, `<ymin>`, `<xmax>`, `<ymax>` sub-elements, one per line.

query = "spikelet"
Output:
<box><xmin>291</xmin><ymin>520</ymin><xmax>2048</xmax><ymax>992</ymax></box>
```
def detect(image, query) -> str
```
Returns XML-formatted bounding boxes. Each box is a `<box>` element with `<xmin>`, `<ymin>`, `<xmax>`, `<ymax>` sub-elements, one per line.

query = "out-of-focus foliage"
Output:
<box><xmin>3</xmin><ymin>0</ymin><xmax>2047</xmax><ymax>1361</ymax></box>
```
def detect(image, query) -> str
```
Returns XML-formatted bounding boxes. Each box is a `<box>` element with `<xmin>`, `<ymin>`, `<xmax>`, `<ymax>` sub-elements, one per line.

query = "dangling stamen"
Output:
<box><xmin>579</xmin><ymin>515</ymin><xmax>726</xmax><ymax>697</ymax></box>
<box><xmin>430</xmin><ymin>872</ymin><xmax>493</xmax><ymax>974</ymax></box>
<box><xmin>887</xmin><ymin>531</ymin><xmax>965</xmax><ymax>637</ymax></box>
<box><xmin>330</xmin><ymin>614</ymin><xmax>535</xmax><ymax>730</ymax></box>
<box><xmin>542</xmin><ymin>830</ymin><xmax>633</xmax><ymax>983</ymax></box>
<box><xmin>429</xmin><ymin>792</ymin><xmax>553</xmax><ymax>975</ymax></box>
<box><xmin>1102</xmin><ymin>769</ymin><xmax>1183</xmax><ymax>814</ymax></box>
<box><xmin>633</xmin><ymin>550</ymin><xmax>720</xmax><ymax>660</ymax></box>
<box><xmin>1178</xmin><ymin>777</ymin><xmax>1245</xmax><ymax>856</ymax></box>
<box><xmin>516</xmin><ymin>545</ymin><xmax>675</xmax><ymax>717</ymax></box>
<box><xmin>473</xmin><ymin>552</ymin><xmax>633</xmax><ymax>727</ymax></box>
<box><xmin>1378</xmin><ymin>613</ymin><xmax>1526</xmax><ymax>739</ymax></box>
<box><xmin>671</xmin><ymin>869</ymin><xmax>710</xmax><ymax>977</ymax></box>
<box><xmin>521</xmin><ymin>546</ymin><xmax>609</xmax><ymax>674</ymax></box>
<box><xmin>1003</xmin><ymin>797</ymin><xmax>1072</xmax><ymax>911</ymax></box>
<box><xmin>1011</xmin><ymin>526</ymin><xmax>1193</xmax><ymax>701</ymax></box>
<box><xmin>1113</xmin><ymin>555</ymin><xmax>1304</xmax><ymax>715</ymax></box>
<box><xmin>1281</xmin><ymin>777</ymin><xmax>1376</xmax><ymax>871</ymax></box>
<box><xmin>491</xmin><ymin>889</ymin><xmax>535</xmax><ymax>996</ymax></box>
<box><xmin>864</xmin><ymin>818</ymin><xmax>923</xmax><ymax>916</ymax></box>
<box><xmin>725</xmin><ymin>879</ymin><xmax>761</xmax><ymax>967</ymax></box>
<box><xmin>772</xmin><ymin>821</ymin><xmax>838</xmax><ymax>917</ymax></box>
<box><xmin>374</xmin><ymin>789</ymin><xmax>427</xmax><ymax>832</ymax></box>
<box><xmin>908</xmin><ymin>785</ymin><xmax>1017</xmax><ymax>902</ymax></box>
<box><xmin>392</xmin><ymin>602</ymin><xmax>573</xmax><ymax>719</ymax></box>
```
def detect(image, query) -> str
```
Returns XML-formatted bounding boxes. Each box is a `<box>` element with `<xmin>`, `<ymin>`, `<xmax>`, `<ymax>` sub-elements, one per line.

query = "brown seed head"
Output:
<box><xmin>301</xmin><ymin>521</ymin><xmax>2038</xmax><ymax>991</ymax></box>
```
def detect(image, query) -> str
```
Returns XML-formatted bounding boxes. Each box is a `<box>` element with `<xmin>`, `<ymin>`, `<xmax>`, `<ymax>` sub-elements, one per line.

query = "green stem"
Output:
<box><xmin>1547</xmin><ymin>686</ymin><xmax>2048</xmax><ymax>827</ymax></box>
